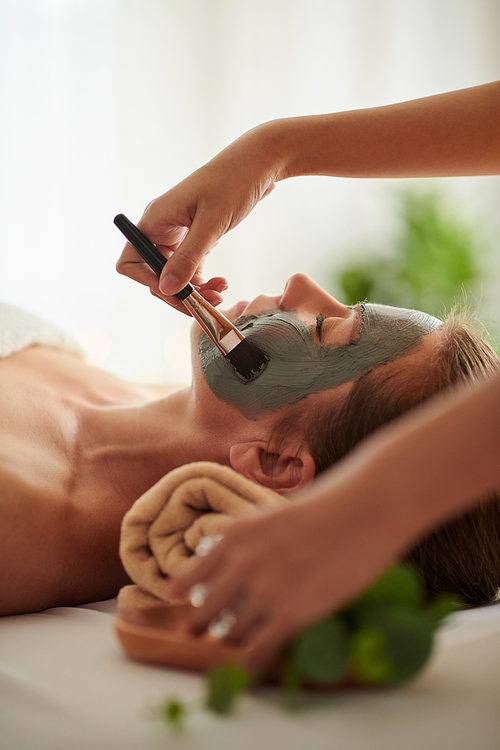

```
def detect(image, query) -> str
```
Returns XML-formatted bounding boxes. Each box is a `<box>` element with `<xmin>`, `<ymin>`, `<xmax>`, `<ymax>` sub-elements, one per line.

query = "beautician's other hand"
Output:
<box><xmin>165</xmin><ymin>477</ymin><xmax>402</xmax><ymax>674</ymax></box>
<box><xmin>116</xmin><ymin>123</ymin><xmax>284</xmax><ymax>312</ymax></box>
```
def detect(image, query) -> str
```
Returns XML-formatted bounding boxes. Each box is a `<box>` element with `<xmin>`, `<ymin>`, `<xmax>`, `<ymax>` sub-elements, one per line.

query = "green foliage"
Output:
<box><xmin>149</xmin><ymin>698</ymin><xmax>186</xmax><ymax>732</ymax></box>
<box><xmin>349</xmin><ymin>607</ymin><xmax>434</xmax><ymax>686</ymax></box>
<box><xmin>347</xmin><ymin>628</ymin><xmax>393</xmax><ymax>685</ymax></box>
<box><xmin>291</xmin><ymin>617</ymin><xmax>349</xmax><ymax>685</ymax></box>
<box><xmin>337</xmin><ymin>190</ymin><xmax>483</xmax><ymax>317</ymax></box>
<box><xmin>158</xmin><ymin>564</ymin><xmax>461</xmax><ymax>723</ymax></box>
<box><xmin>205</xmin><ymin>663</ymin><xmax>252</xmax><ymax>714</ymax></box>
<box><xmin>164</xmin><ymin>698</ymin><xmax>184</xmax><ymax>727</ymax></box>
<box><xmin>287</xmin><ymin>563</ymin><xmax>455</xmax><ymax>693</ymax></box>
<box><xmin>346</xmin><ymin>562</ymin><xmax>423</xmax><ymax>617</ymax></box>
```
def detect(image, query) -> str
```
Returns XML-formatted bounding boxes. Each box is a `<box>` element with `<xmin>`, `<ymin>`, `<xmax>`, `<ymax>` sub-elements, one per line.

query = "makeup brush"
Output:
<box><xmin>114</xmin><ymin>214</ymin><xmax>269</xmax><ymax>382</ymax></box>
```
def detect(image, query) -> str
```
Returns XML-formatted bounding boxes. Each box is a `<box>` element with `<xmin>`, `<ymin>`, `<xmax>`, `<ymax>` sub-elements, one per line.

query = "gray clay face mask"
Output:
<box><xmin>198</xmin><ymin>303</ymin><xmax>442</xmax><ymax>419</ymax></box>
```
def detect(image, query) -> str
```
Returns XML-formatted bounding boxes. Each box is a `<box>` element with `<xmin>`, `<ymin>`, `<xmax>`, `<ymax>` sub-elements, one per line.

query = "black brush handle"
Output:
<box><xmin>114</xmin><ymin>213</ymin><xmax>193</xmax><ymax>301</ymax></box>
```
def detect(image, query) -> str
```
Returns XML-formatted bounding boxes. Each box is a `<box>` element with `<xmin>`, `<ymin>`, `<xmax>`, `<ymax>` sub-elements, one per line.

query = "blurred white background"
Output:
<box><xmin>1</xmin><ymin>0</ymin><xmax>499</xmax><ymax>384</ymax></box>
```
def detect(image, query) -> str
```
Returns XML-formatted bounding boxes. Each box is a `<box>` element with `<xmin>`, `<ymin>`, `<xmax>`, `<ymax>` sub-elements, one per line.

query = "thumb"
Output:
<box><xmin>158</xmin><ymin>216</ymin><xmax>222</xmax><ymax>296</ymax></box>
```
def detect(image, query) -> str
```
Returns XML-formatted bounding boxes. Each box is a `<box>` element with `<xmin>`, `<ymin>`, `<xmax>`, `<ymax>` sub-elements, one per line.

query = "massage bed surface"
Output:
<box><xmin>2</xmin><ymin>599</ymin><xmax>500</xmax><ymax>750</ymax></box>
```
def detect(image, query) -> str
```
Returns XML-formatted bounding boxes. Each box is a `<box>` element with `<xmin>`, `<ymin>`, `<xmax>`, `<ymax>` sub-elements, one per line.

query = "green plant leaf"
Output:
<box><xmin>205</xmin><ymin>663</ymin><xmax>252</xmax><ymax>715</ymax></box>
<box><xmin>350</xmin><ymin>606</ymin><xmax>434</xmax><ymax>686</ymax></box>
<box><xmin>160</xmin><ymin>698</ymin><xmax>185</xmax><ymax>730</ymax></box>
<box><xmin>291</xmin><ymin>617</ymin><xmax>349</xmax><ymax>685</ymax></box>
<box><xmin>146</xmin><ymin>698</ymin><xmax>186</xmax><ymax>732</ymax></box>
<box><xmin>348</xmin><ymin>628</ymin><xmax>394</xmax><ymax>684</ymax></box>
<box><xmin>347</xmin><ymin>563</ymin><xmax>423</xmax><ymax>622</ymax></box>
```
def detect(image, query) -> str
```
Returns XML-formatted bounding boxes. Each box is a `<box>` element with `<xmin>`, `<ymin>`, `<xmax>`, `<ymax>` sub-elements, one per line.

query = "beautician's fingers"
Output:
<box><xmin>157</xmin><ymin>209</ymin><xmax>227</xmax><ymax>297</ymax></box>
<box><xmin>166</xmin><ymin>534</ymin><xmax>229</xmax><ymax>599</ymax></box>
<box><xmin>243</xmin><ymin>618</ymin><xmax>297</xmax><ymax>675</ymax></box>
<box><xmin>224</xmin><ymin>600</ymin><xmax>267</xmax><ymax>645</ymax></box>
<box><xmin>150</xmin><ymin>276</ymin><xmax>228</xmax><ymax>315</ymax></box>
<box><xmin>116</xmin><ymin>232</ymin><xmax>219</xmax><ymax>314</ymax></box>
<box><xmin>116</xmin><ymin>247</ymin><xmax>164</xmax><ymax>289</ymax></box>
<box><xmin>150</xmin><ymin>289</ymin><xmax>226</xmax><ymax>314</ymax></box>
<box><xmin>187</xmin><ymin>568</ymin><xmax>244</xmax><ymax>634</ymax></box>
<box><xmin>124</xmin><ymin>182</ymin><xmax>225</xmax><ymax>298</ymax></box>
<box><xmin>116</xmin><ymin>224</ymin><xmax>189</xmax><ymax>286</ymax></box>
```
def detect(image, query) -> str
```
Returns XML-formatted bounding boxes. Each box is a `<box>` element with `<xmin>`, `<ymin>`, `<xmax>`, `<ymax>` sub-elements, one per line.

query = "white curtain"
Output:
<box><xmin>1</xmin><ymin>0</ymin><xmax>499</xmax><ymax>382</ymax></box>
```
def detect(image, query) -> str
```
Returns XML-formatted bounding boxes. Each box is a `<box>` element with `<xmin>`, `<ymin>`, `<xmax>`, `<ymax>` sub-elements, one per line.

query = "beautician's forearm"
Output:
<box><xmin>267</xmin><ymin>81</ymin><xmax>500</xmax><ymax>181</ymax></box>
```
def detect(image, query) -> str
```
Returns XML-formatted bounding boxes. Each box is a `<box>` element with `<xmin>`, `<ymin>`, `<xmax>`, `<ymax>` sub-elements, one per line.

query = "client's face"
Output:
<box><xmin>193</xmin><ymin>274</ymin><xmax>443</xmax><ymax>420</ymax></box>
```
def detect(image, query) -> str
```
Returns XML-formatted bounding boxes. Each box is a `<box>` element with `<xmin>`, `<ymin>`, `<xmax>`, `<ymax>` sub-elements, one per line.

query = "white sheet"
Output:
<box><xmin>2</xmin><ymin>600</ymin><xmax>500</xmax><ymax>750</ymax></box>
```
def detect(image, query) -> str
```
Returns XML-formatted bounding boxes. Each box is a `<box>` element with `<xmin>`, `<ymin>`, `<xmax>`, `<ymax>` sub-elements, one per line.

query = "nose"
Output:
<box><xmin>279</xmin><ymin>273</ymin><xmax>350</xmax><ymax>318</ymax></box>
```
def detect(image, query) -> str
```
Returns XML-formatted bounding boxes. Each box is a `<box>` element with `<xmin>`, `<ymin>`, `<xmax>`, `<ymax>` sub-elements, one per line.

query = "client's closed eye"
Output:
<box><xmin>315</xmin><ymin>314</ymin><xmax>325</xmax><ymax>342</ymax></box>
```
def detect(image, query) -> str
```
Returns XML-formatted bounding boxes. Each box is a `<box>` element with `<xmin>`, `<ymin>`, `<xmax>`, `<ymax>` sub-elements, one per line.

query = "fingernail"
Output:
<box><xmin>189</xmin><ymin>583</ymin><xmax>209</xmax><ymax>608</ymax></box>
<box><xmin>160</xmin><ymin>272</ymin><xmax>181</xmax><ymax>296</ymax></box>
<box><xmin>208</xmin><ymin>609</ymin><xmax>237</xmax><ymax>639</ymax></box>
<box><xmin>195</xmin><ymin>533</ymin><xmax>224</xmax><ymax>557</ymax></box>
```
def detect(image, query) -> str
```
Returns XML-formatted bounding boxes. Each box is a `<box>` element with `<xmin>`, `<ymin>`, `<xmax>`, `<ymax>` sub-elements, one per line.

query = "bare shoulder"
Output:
<box><xmin>0</xmin><ymin>347</ymin><xmax>144</xmax><ymax>615</ymax></box>
<box><xmin>0</xmin><ymin>462</ymin><xmax>128</xmax><ymax>616</ymax></box>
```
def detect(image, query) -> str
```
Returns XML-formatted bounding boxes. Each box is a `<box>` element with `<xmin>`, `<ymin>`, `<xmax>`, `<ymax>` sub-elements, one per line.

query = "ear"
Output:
<box><xmin>229</xmin><ymin>441</ymin><xmax>316</xmax><ymax>495</ymax></box>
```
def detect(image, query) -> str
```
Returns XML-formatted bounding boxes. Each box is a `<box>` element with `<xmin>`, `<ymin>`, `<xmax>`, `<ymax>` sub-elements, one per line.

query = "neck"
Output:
<box><xmin>81</xmin><ymin>386</ymin><xmax>234</xmax><ymax>504</ymax></box>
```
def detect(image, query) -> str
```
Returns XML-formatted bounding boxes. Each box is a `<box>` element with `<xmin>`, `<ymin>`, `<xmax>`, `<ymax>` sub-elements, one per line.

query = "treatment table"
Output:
<box><xmin>2</xmin><ymin>598</ymin><xmax>500</xmax><ymax>749</ymax></box>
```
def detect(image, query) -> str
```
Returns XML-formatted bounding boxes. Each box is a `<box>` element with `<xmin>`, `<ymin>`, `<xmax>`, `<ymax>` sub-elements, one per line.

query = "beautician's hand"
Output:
<box><xmin>116</xmin><ymin>123</ymin><xmax>284</xmax><ymax>312</ymax></box>
<box><xmin>116</xmin><ymin>220</ymin><xmax>229</xmax><ymax>316</ymax></box>
<box><xmin>165</xmin><ymin>478</ymin><xmax>403</xmax><ymax>674</ymax></box>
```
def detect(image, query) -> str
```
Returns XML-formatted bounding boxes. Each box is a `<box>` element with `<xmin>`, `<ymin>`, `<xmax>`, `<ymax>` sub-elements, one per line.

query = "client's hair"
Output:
<box><xmin>274</xmin><ymin>310</ymin><xmax>500</xmax><ymax>607</ymax></box>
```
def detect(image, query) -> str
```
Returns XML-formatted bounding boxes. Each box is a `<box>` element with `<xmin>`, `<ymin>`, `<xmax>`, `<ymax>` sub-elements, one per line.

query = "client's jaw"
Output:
<box><xmin>174</xmin><ymin>334</ymin><xmax>321</xmax><ymax>493</ymax></box>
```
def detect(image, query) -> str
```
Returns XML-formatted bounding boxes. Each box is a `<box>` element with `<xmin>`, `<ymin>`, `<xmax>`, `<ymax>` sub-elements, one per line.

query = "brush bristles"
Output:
<box><xmin>225</xmin><ymin>339</ymin><xmax>269</xmax><ymax>382</ymax></box>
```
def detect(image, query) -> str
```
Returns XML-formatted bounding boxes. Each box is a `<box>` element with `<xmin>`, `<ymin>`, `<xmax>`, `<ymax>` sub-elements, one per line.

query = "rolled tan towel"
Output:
<box><xmin>118</xmin><ymin>461</ymin><xmax>287</xmax><ymax>611</ymax></box>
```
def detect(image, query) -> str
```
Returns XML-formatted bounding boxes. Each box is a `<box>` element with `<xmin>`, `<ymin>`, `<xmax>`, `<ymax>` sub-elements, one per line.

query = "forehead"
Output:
<box><xmin>199</xmin><ymin>305</ymin><xmax>443</xmax><ymax>419</ymax></box>
<box><xmin>363</xmin><ymin>304</ymin><xmax>442</xmax><ymax>336</ymax></box>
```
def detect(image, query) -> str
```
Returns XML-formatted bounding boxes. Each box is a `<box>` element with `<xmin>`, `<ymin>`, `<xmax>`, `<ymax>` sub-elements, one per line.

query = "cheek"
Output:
<box><xmin>307</xmin><ymin>381</ymin><xmax>354</xmax><ymax>415</ymax></box>
<box><xmin>198</xmin><ymin>314</ymin><xmax>322</xmax><ymax>419</ymax></box>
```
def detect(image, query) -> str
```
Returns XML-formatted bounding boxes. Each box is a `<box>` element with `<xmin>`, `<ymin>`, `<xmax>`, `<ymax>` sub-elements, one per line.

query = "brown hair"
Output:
<box><xmin>274</xmin><ymin>310</ymin><xmax>500</xmax><ymax>607</ymax></box>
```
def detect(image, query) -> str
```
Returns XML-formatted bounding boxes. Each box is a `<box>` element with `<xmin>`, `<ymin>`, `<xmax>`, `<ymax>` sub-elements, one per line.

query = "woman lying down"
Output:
<box><xmin>1</xmin><ymin>273</ymin><xmax>499</xmax><ymax>617</ymax></box>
